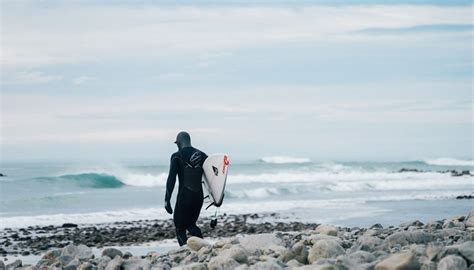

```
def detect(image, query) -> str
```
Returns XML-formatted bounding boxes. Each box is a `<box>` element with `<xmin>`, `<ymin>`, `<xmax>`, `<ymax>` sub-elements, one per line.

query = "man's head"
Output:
<box><xmin>174</xmin><ymin>131</ymin><xmax>191</xmax><ymax>150</ymax></box>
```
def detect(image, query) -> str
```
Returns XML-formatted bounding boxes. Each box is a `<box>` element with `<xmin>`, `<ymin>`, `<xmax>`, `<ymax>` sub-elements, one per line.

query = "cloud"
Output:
<box><xmin>1</xmin><ymin>4</ymin><xmax>471</xmax><ymax>69</ymax></box>
<box><xmin>9</xmin><ymin>71</ymin><xmax>62</xmax><ymax>84</ymax></box>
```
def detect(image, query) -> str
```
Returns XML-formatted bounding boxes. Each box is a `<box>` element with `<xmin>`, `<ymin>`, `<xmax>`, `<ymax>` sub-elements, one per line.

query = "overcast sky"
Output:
<box><xmin>1</xmin><ymin>0</ymin><xmax>472</xmax><ymax>162</ymax></box>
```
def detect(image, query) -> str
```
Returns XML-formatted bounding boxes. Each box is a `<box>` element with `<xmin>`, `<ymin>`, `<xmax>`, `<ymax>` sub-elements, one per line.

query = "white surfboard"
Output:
<box><xmin>202</xmin><ymin>154</ymin><xmax>229</xmax><ymax>207</ymax></box>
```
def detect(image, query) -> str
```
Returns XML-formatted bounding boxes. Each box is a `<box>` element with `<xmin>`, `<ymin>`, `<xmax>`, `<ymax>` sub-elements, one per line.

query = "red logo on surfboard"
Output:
<box><xmin>222</xmin><ymin>155</ymin><xmax>229</xmax><ymax>174</ymax></box>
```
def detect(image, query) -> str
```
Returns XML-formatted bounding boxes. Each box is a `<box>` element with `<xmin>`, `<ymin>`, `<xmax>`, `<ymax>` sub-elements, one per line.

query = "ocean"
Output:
<box><xmin>1</xmin><ymin>157</ymin><xmax>473</xmax><ymax>229</ymax></box>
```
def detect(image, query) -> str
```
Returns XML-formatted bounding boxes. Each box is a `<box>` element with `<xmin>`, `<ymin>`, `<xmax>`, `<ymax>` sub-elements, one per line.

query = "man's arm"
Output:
<box><xmin>164</xmin><ymin>154</ymin><xmax>179</xmax><ymax>214</ymax></box>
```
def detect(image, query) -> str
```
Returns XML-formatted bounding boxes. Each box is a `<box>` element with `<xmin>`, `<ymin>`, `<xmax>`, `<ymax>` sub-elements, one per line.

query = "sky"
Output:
<box><xmin>1</xmin><ymin>0</ymin><xmax>473</xmax><ymax>162</ymax></box>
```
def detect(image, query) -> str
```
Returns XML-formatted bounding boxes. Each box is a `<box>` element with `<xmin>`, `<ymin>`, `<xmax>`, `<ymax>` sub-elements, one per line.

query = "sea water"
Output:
<box><xmin>1</xmin><ymin>157</ymin><xmax>473</xmax><ymax>228</ymax></box>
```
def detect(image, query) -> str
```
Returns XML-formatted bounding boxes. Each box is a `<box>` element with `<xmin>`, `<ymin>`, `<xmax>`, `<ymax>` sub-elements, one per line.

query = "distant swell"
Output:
<box><xmin>260</xmin><ymin>156</ymin><xmax>311</xmax><ymax>164</ymax></box>
<box><xmin>52</xmin><ymin>173</ymin><xmax>125</xmax><ymax>188</ymax></box>
<box><xmin>424</xmin><ymin>158</ymin><xmax>474</xmax><ymax>166</ymax></box>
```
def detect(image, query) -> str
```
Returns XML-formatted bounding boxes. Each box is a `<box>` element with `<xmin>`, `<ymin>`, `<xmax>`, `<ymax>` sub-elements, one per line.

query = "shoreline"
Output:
<box><xmin>1</xmin><ymin>212</ymin><xmax>473</xmax><ymax>269</ymax></box>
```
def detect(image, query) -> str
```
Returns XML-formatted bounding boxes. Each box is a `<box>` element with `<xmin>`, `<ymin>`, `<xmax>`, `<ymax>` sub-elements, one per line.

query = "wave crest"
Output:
<box><xmin>424</xmin><ymin>158</ymin><xmax>474</xmax><ymax>166</ymax></box>
<box><xmin>260</xmin><ymin>156</ymin><xmax>311</xmax><ymax>164</ymax></box>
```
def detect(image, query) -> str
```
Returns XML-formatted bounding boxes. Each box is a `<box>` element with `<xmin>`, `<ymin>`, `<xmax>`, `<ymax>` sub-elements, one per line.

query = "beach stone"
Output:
<box><xmin>16</xmin><ymin>266</ymin><xmax>39</xmax><ymax>270</ymax></box>
<box><xmin>207</xmin><ymin>256</ymin><xmax>240</xmax><ymax>270</ymax></box>
<box><xmin>238</xmin><ymin>233</ymin><xmax>283</xmax><ymax>253</ymax></box>
<box><xmin>105</xmin><ymin>256</ymin><xmax>123</xmax><ymax>270</ymax></box>
<box><xmin>97</xmin><ymin>256</ymin><xmax>111</xmax><ymax>270</ymax></box>
<box><xmin>5</xmin><ymin>260</ymin><xmax>22</xmax><ymax>270</ymax></box>
<box><xmin>400</xmin><ymin>220</ymin><xmax>424</xmax><ymax>229</ymax></box>
<box><xmin>42</xmin><ymin>249</ymin><xmax>62</xmax><ymax>260</ymax></box>
<box><xmin>385</xmin><ymin>232</ymin><xmax>409</xmax><ymax>247</ymax></box>
<box><xmin>219</xmin><ymin>245</ymin><xmax>248</xmax><ymax>263</ymax></box>
<box><xmin>286</xmin><ymin>259</ymin><xmax>303</xmax><ymax>268</ymax></box>
<box><xmin>425</xmin><ymin>220</ymin><xmax>443</xmax><ymax>231</ymax></box>
<box><xmin>57</xmin><ymin>255</ymin><xmax>74</xmax><ymax>266</ymax></box>
<box><xmin>465</xmin><ymin>211</ymin><xmax>474</xmax><ymax>227</ymax></box>
<box><xmin>352</xmin><ymin>236</ymin><xmax>385</xmax><ymax>251</ymax></box>
<box><xmin>374</xmin><ymin>251</ymin><xmax>419</xmax><ymax>270</ymax></box>
<box><xmin>0</xmin><ymin>261</ymin><xmax>4</xmax><ymax>270</ymax></box>
<box><xmin>308</xmin><ymin>234</ymin><xmax>342</xmax><ymax>245</ymax></box>
<box><xmin>122</xmin><ymin>257</ymin><xmax>150</xmax><ymax>270</ymax></box>
<box><xmin>437</xmin><ymin>255</ymin><xmax>467</xmax><ymax>270</ymax></box>
<box><xmin>77</xmin><ymin>262</ymin><xmax>96</xmax><ymax>270</ymax></box>
<box><xmin>61</xmin><ymin>244</ymin><xmax>94</xmax><ymax>260</ymax></box>
<box><xmin>458</xmin><ymin>241</ymin><xmax>474</xmax><ymax>263</ymax></box>
<box><xmin>315</xmin><ymin>225</ymin><xmax>338</xmax><ymax>236</ymax></box>
<box><xmin>123</xmin><ymin>251</ymin><xmax>133</xmax><ymax>259</ymax></box>
<box><xmin>102</xmin><ymin>248</ymin><xmax>123</xmax><ymax>259</ymax></box>
<box><xmin>187</xmin><ymin>237</ymin><xmax>210</xmax><ymax>252</ymax></box>
<box><xmin>419</xmin><ymin>258</ymin><xmax>437</xmax><ymax>270</ymax></box>
<box><xmin>347</xmin><ymin>250</ymin><xmax>376</xmax><ymax>263</ymax></box>
<box><xmin>281</xmin><ymin>242</ymin><xmax>308</xmax><ymax>264</ymax></box>
<box><xmin>64</xmin><ymin>258</ymin><xmax>80</xmax><ymax>270</ymax></box>
<box><xmin>426</xmin><ymin>242</ymin><xmax>443</xmax><ymax>261</ymax></box>
<box><xmin>307</xmin><ymin>239</ymin><xmax>345</xmax><ymax>264</ymax></box>
<box><xmin>248</xmin><ymin>260</ymin><xmax>283</xmax><ymax>270</ymax></box>
<box><xmin>172</xmin><ymin>262</ymin><xmax>207</xmax><ymax>270</ymax></box>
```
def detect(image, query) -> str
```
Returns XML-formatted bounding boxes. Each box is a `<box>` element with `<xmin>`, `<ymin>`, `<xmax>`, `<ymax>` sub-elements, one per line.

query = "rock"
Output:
<box><xmin>238</xmin><ymin>233</ymin><xmax>283</xmax><ymax>253</ymax></box>
<box><xmin>172</xmin><ymin>263</ymin><xmax>207</xmax><ymax>270</ymax></box>
<box><xmin>5</xmin><ymin>260</ymin><xmax>22</xmax><ymax>270</ymax></box>
<box><xmin>248</xmin><ymin>260</ymin><xmax>283</xmax><ymax>270</ymax></box>
<box><xmin>286</xmin><ymin>259</ymin><xmax>303</xmax><ymax>268</ymax></box>
<box><xmin>458</xmin><ymin>241</ymin><xmax>474</xmax><ymax>264</ymax></box>
<box><xmin>425</xmin><ymin>221</ymin><xmax>443</xmax><ymax>231</ymax></box>
<box><xmin>308</xmin><ymin>234</ymin><xmax>342</xmax><ymax>245</ymax></box>
<box><xmin>307</xmin><ymin>239</ymin><xmax>345</xmax><ymax>264</ymax></box>
<box><xmin>57</xmin><ymin>255</ymin><xmax>74</xmax><ymax>266</ymax></box>
<box><xmin>61</xmin><ymin>223</ymin><xmax>78</xmax><ymax>228</ymax></box>
<box><xmin>42</xmin><ymin>249</ymin><xmax>62</xmax><ymax>260</ymax></box>
<box><xmin>123</xmin><ymin>251</ymin><xmax>133</xmax><ymax>259</ymax></box>
<box><xmin>64</xmin><ymin>259</ymin><xmax>80</xmax><ymax>270</ymax></box>
<box><xmin>385</xmin><ymin>232</ymin><xmax>409</xmax><ymax>247</ymax></box>
<box><xmin>0</xmin><ymin>260</ymin><xmax>4</xmax><ymax>270</ymax></box>
<box><xmin>207</xmin><ymin>257</ymin><xmax>240</xmax><ymax>270</ymax></box>
<box><xmin>219</xmin><ymin>245</ymin><xmax>248</xmax><ymax>263</ymax></box>
<box><xmin>187</xmin><ymin>237</ymin><xmax>210</xmax><ymax>252</ymax></box>
<box><xmin>347</xmin><ymin>250</ymin><xmax>376</xmax><ymax>263</ymax></box>
<box><xmin>16</xmin><ymin>266</ymin><xmax>38</xmax><ymax>270</ymax></box>
<box><xmin>352</xmin><ymin>236</ymin><xmax>385</xmax><ymax>252</ymax></box>
<box><xmin>400</xmin><ymin>220</ymin><xmax>424</xmax><ymax>228</ymax></box>
<box><xmin>374</xmin><ymin>251</ymin><xmax>419</xmax><ymax>270</ymax></box>
<box><xmin>315</xmin><ymin>225</ymin><xmax>338</xmax><ymax>236</ymax></box>
<box><xmin>105</xmin><ymin>256</ymin><xmax>123</xmax><ymax>270</ymax></box>
<box><xmin>122</xmin><ymin>257</ymin><xmax>150</xmax><ymax>270</ymax></box>
<box><xmin>77</xmin><ymin>262</ymin><xmax>96</xmax><ymax>270</ymax></box>
<box><xmin>97</xmin><ymin>256</ymin><xmax>111</xmax><ymax>270</ymax></box>
<box><xmin>426</xmin><ymin>242</ymin><xmax>444</xmax><ymax>261</ymax></box>
<box><xmin>61</xmin><ymin>244</ymin><xmax>94</xmax><ymax>260</ymax></box>
<box><xmin>437</xmin><ymin>255</ymin><xmax>467</xmax><ymax>270</ymax></box>
<box><xmin>102</xmin><ymin>248</ymin><xmax>123</xmax><ymax>259</ymax></box>
<box><xmin>281</xmin><ymin>242</ymin><xmax>308</xmax><ymax>264</ymax></box>
<box><xmin>466</xmin><ymin>211</ymin><xmax>474</xmax><ymax>227</ymax></box>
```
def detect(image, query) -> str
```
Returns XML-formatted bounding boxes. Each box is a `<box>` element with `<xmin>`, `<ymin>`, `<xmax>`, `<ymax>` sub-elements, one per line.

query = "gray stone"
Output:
<box><xmin>105</xmin><ymin>256</ymin><xmax>123</xmax><ymax>270</ymax></box>
<box><xmin>238</xmin><ymin>233</ymin><xmax>283</xmax><ymax>253</ymax></box>
<box><xmin>374</xmin><ymin>251</ymin><xmax>419</xmax><ymax>270</ymax></box>
<box><xmin>187</xmin><ymin>237</ymin><xmax>211</xmax><ymax>252</ymax></box>
<box><xmin>6</xmin><ymin>260</ymin><xmax>22</xmax><ymax>270</ymax></box>
<box><xmin>385</xmin><ymin>232</ymin><xmax>408</xmax><ymax>247</ymax></box>
<box><xmin>458</xmin><ymin>241</ymin><xmax>474</xmax><ymax>263</ymax></box>
<box><xmin>286</xmin><ymin>259</ymin><xmax>303</xmax><ymax>268</ymax></box>
<box><xmin>307</xmin><ymin>239</ymin><xmax>345</xmax><ymax>264</ymax></box>
<box><xmin>419</xmin><ymin>257</ymin><xmax>437</xmax><ymax>270</ymax></box>
<box><xmin>16</xmin><ymin>266</ymin><xmax>39</xmax><ymax>270</ymax></box>
<box><xmin>219</xmin><ymin>245</ymin><xmax>248</xmax><ymax>263</ymax></box>
<box><xmin>172</xmin><ymin>263</ymin><xmax>207</xmax><ymax>270</ymax></box>
<box><xmin>315</xmin><ymin>225</ymin><xmax>338</xmax><ymax>236</ymax></box>
<box><xmin>78</xmin><ymin>262</ymin><xmax>97</xmax><ymax>270</ymax></box>
<box><xmin>465</xmin><ymin>211</ymin><xmax>474</xmax><ymax>227</ymax></box>
<box><xmin>0</xmin><ymin>260</ymin><xmax>4</xmax><ymax>270</ymax></box>
<box><xmin>248</xmin><ymin>260</ymin><xmax>283</xmax><ymax>270</ymax></box>
<box><xmin>425</xmin><ymin>220</ymin><xmax>443</xmax><ymax>231</ymax></box>
<box><xmin>123</xmin><ymin>251</ymin><xmax>133</xmax><ymax>259</ymax></box>
<box><xmin>426</xmin><ymin>242</ymin><xmax>443</xmax><ymax>261</ymax></box>
<box><xmin>122</xmin><ymin>258</ymin><xmax>150</xmax><ymax>270</ymax></box>
<box><xmin>437</xmin><ymin>255</ymin><xmax>467</xmax><ymax>270</ymax></box>
<box><xmin>400</xmin><ymin>220</ymin><xmax>424</xmax><ymax>229</ymax></box>
<box><xmin>64</xmin><ymin>258</ymin><xmax>80</xmax><ymax>270</ymax></box>
<box><xmin>207</xmin><ymin>257</ymin><xmax>240</xmax><ymax>270</ymax></box>
<box><xmin>42</xmin><ymin>249</ymin><xmax>62</xmax><ymax>261</ymax></box>
<box><xmin>281</xmin><ymin>242</ymin><xmax>308</xmax><ymax>264</ymax></box>
<box><xmin>97</xmin><ymin>256</ymin><xmax>111</xmax><ymax>270</ymax></box>
<box><xmin>102</xmin><ymin>248</ymin><xmax>123</xmax><ymax>259</ymax></box>
<box><xmin>61</xmin><ymin>244</ymin><xmax>93</xmax><ymax>260</ymax></box>
<box><xmin>347</xmin><ymin>250</ymin><xmax>376</xmax><ymax>263</ymax></box>
<box><xmin>57</xmin><ymin>255</ymin><xmax>74</xmax><ymax>266</ymax></box>
<box><xmin>352</xmin><ymin>236</ymin><xmax>385</xmax><ymax>252</ymax></box>
<box><xmin>308</xmin><ymin>234</ymin><xmax>342</xmax><ymax>245</ymax></box>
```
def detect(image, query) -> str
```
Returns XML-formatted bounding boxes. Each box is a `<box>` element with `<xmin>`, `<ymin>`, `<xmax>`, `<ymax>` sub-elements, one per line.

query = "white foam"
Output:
<box><xmin>425</xmin><ymin>158</ymin><xmax>474</xmax><ymax>166</ymax></box>
<box><xmin>260</xmin><ymin>156</ymin><xmax>311</xmax><ymax>164</ymax></box>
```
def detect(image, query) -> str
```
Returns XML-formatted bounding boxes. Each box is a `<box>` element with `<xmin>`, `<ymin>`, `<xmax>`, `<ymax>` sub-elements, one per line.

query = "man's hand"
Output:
<box><xmin>164</xmin><ymin>200</ymin><xmax>173</xmax><ymax>214</ymax></box>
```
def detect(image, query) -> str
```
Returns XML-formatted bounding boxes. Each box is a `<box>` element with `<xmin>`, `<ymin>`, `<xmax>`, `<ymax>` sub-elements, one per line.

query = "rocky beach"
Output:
<box><xmin>1</xmin><ymin>211</ymin><xmax>473</xmax><ymax>270</ymax></box>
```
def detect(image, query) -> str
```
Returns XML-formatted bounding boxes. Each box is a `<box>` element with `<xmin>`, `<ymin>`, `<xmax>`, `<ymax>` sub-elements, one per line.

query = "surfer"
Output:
<box><xmin>164</xmin><ymin>131</ymin><xmax>208</xmax><ymax>246</ymax></box>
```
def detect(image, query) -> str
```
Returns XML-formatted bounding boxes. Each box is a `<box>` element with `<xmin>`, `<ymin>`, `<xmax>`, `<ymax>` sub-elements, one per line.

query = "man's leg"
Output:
<box><xmin>176</xmin><ymin>227</ymin><xmax>188</xmax><ymax>246</ymax></box>
<box><xmin>188</xmin><ymin>224</ymin><xmax>203</xmax><ymax>238</ymax></box>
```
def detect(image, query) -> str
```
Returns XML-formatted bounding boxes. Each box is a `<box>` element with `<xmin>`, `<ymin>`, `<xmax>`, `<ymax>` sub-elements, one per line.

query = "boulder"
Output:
<box><xmin>458</xmin><ymin>241</ymin><xmax>474</xmax><ymax>264</ymax></box>
<box><xmin>122</xmin><ymin>258</ymin><xmax>150</xmax><ymax>270</ymax></box>
<box><xmin>315</xmin><ymin>225</ymin><xmax>338</xmax><ymax>236</ymax></box>
<box><xmin>61</xmin><ymin>244</ymin><xmax>93</xmax><ymax>260</ymax></box>
<box><xmin>97</xmin><ymin>256</ymin><xmax>111</xmax><ymax>270</ymax></box>
<box><xmin>286</xmin><ymin>259</ymin><xmax>303</xmax><ymax>268</ymax></box>
<box><xmin>465</xmin><ymin>211</ymin><xmax>474</xmax><ymax>227</ymax></box>
<box><xmin>57</xmin><ymin>255</ymin><xmax>74</xmax><ymax>266</ymax></box>
<box><xmin>280</xmin><ymin>242</ymin><xmax>308</xmax><ymax>264</ymax></box>
<box><xmin>308</xmin><ymin>234</ymin><xmax>342</xmax><ymax>245</ymax></box>
<box><xmin>0</xmin><ymin>260</ymin><xmax>4</xmax><ymax>270</ymax></box>
<box><xmin>219</xmin><ymin>245</ymin><xmax>248</xmax><ymax>263</ymax></box>
<box><xmin>207</xmin><ymin>257</ymin><xmax>240</xmax><ymax>270</ymax></box>
<box><xmin>102</xmin><ymin>248</ymin><xmax>123</xmax><ymax>259</ymax></box>
<box><xmin>347</xmin><ymin>250</ymin><xmax>376</xmax><ymax>263</ymax></box>
<box><xmin>248</xmin><ymin>260</ymin><xmax>283</xmax><ymax>270</ymax></box>
<box><xmin>41</xmin><ymin>249</ymin><xmax>62</xmax><ymax>261</ymax></box>
<box><xmin>374</xmin><ymin>251</ymin><xmax>419</xmax><ymax>270</ymax></box>
<box><xmin>187</xmin><ymin>237</ymin><xmax>211</xmax><ymax>252</ymax></box>
<box><xmin>5</xmin><ymin>260</ymin><xmax>22</xmax><ymax>270</ymax></box>
<box><xmin>77</xmin><ymin>262</ymin><xmax>96</xmax><ymax>270</ymax></box>
<box><xmin>307</xmin><ymin>239</ymin><xmax>345</xmax><ymax>264</ymax></box>
<box><xmin>385</xmin><ymin>232</ymin><xmax>408</xmax><ymax>247</ymax></box>
<box><xmin>238</xmin><ymin>233</ymin><xmax>283</xmax><ymax>253</ymax></box>
<box><xmin>172</xmin><ymin>263</ymin><xmax>207</xmax><ymax>270</ymax></box>
<box><xmin>105</xmin><ymin>256</ymin><xmax>123</xmax><ymax>270</ymax></box>
<box><xmin>437</xmin><ymin>255</ymin><xmax>467</xmax><ymax>270</ymax></box>
<box><xmin>64</xmin><ymin>259</ymin><xmax>80</xmax><ymax>270</ymax></box>
<box><xmin>426</xmin><ymin>242</ymin><xmax>444</xmax><ymax>261</ymax></box>
<box><xmin>352</xmin><ymin>236</ymin><xmax>385</xmax><ymax>252</ymax></box>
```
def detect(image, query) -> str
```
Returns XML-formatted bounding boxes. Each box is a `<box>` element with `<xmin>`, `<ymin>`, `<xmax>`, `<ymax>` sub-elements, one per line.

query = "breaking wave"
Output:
<box><xmin>260</xmin><ymin>156</ymin><xmax>311</xmax><ymax>164</ymax></box>
<box><xmin>424</xmin><ymin>158</ymin><xmax>474</xmax><ymax>166</ymax></box>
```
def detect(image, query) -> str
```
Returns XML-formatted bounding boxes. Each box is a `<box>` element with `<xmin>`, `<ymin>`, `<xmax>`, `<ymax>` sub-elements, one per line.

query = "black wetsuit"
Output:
<box><xmin>165</xmin><ymin>146</ymin><xmax>207</xmax><ymax>246</ymax></box>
